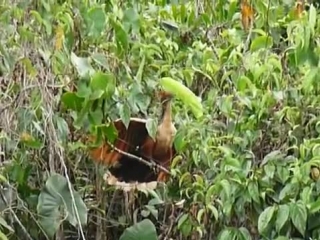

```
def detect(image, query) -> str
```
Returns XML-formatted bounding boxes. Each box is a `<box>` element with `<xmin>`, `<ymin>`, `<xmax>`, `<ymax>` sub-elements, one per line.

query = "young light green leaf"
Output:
<box><xmin>309</xmin><ymin>4</ymin><xmax>317</xmax><ymax>35</ymax></box>
<box><xmin>250</xmin><ymin>36</ymin><xmax>273</xmax><ymax>52</ymax></box>
<box><xmin>159</xmin><ymin>77</ymin><xmax>203</xmax><ymax>119</ymax></box>
<box><xmin>258</xmin><ymin>206</ymin><xmax>275</xmax><ymax>234</ymax></box>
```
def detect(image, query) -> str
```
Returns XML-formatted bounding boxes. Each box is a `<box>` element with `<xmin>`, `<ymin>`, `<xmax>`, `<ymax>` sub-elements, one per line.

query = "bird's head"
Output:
<box><xmin>157</xmin><ymin>90</ymin><xmax>174</xmax><ymax>104</ymax></box>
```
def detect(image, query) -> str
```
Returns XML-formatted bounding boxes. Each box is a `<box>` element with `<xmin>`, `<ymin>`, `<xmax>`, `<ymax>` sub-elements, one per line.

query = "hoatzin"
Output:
<box><xmin>89</xmin><ymin>91</ymin><xmax>177</xmax><ymax>188</ymax></box>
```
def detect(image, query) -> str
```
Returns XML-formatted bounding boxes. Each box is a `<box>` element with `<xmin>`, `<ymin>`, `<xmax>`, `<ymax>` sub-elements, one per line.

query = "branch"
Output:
<box><xmin>105</xmin><ymin>140</ymin><xmax>171</xmax><ymax>175</ymax></box>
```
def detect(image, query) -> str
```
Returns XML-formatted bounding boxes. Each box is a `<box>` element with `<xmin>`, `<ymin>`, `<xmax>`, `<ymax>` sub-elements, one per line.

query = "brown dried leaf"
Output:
<box><xmin>54</xmin><ymin>25</ymin><xmax>64</xmax><ymax>51</ymax></box>
<box><xmin>294</xmin><ymin>0</ymin><xmax>305</xmax><ymax>19</ymax></box>
<box><xmin>241</xmin><ymin>0</ymin><xmax>254</xmax><ymax>32</ymax></box>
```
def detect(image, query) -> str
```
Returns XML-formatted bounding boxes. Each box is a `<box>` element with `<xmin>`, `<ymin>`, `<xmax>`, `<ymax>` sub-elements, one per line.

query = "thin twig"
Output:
<box><xmin>105</xmin><ymin>140</ymin><xmax>171</xmax><ymax>175</ymax></box>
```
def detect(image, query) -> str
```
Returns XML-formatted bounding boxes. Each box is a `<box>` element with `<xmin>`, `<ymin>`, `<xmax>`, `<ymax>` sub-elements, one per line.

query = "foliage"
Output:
<box><xmin>2</xmin><ymin>0</ymin><xmax>320</xmax><ymax>239</ymax></box>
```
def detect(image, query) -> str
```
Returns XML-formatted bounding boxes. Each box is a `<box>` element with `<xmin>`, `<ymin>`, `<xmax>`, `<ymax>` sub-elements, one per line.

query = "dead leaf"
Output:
<box><xmin>241</xmin><ymin>0</ymin><xmax>254</xmax><ymax>32</ymax></box>
<box><xmin>20</xmin><ymin>132</ymin><xmax>33</xmax><ymax>142</ymax></box>
<box><xmin>54</xmin><ymin>25</ymin><xmax>64</xmax><ymax>51</ymax></box>
<box><xmin>294</xmin><ymin>0</ymin><xmax>304</xmax><ymax>19</ymax></box>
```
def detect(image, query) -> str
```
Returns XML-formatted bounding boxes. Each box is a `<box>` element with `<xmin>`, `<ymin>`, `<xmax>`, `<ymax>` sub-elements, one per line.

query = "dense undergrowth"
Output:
<box><xmin>1</xmin><ymin>0</ymin><xmax>320</xmax><ymax>239</ymax></box>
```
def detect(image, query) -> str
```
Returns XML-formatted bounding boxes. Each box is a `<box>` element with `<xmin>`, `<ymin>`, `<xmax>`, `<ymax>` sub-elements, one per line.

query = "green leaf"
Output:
<box><xmin>92</xmin><ymin>53</ymin><xmax>109</xmax><ymax>69</ymax></box>
<box><xmin>0</xmin><ymin>216</ymin><xmax>13</xmax><ymax>233</ymax></box>
<box><xmin>90</xmin><ymin>72</ymin><xmax>115</xmax><ymax>98</ymax></box>
<box><xmin>54</xmin><ymin>116</ymin><xmax>69</xmax><ymax>142</ymax></box>
<box><xmin>177</xmin><ymin>213</ymin><xmax>192</xmax><ymax>237</ymax></box>
<box><xmin>258</xmin><ymin>206</ymin><xmax>275</xmax><ymax>234</ymax></box>
<box><xmin>276</xmin><ymin>204</ymin><xmax>290</xmax><ymax>232</ymax></box>
<box><xmin>119</xmin><ymin>103</ymin><xmax>131</xmax><ymax>129</ymax></box>
<box><xmin>248</xmin><ymin>180</ymin><xmax>260</xmax><ymax>203</ymax></box>
<box><xmin>123</xmin><ymin>8</ymin><xmax>140</xmax><ymax>32</ymax></box>
<box><xmin>160</xmin><ymin>77</ymin><xmax>203</xmax><ymax>119</ymax></box>
<box><xmin>110</xmin><ymin>19</ymin><xmax>129</xmax><ymax>54</ymax></box>
<box><xmin>274</xmin><ymin>237</ymin><xmax>289</xmax><ymax>240</ymax></box>
<box><xmin>238</xmin><ymin>227</ymin><xmax>252</xmax><ymax>240</ymax></box>
<box><xmin>217</xmin><ymin>229</ymin><xmax>236</xmax><ymax>240</ymax></box>
<box><xmin>61</xmin><ymin>92</ymin><xmax>84</xmax><ymax>111</ymax></box>
<box><xmin>309</xmin><ymin>198</ymin><xmax>320</xmax><ymax>214</ymax></box>
<box><xmin>0</xmin><ymin>230</ymin><xmax>8</xmax><ymax>240</ymax></box>
<box><xmin>309</xmin><ymin>4</ymin><xmax>317</xmax><ymax>35</ymax></box>
<box><xmin>37</xmin><ymin>174</ymin><xmax>88</xmax><ymax>238</ymax></box>
<box><xmin>90</xmin><ymin>71</ymin><xmax>109</xmax><ymax>91</ymax></box>
<box><xmin>87</xmin><ymin>7</ymin><xmax>106</xmax><ymax>37</ymax></box>
<box><xmin>290</xmin><ymin>201</ymin><xmax>307</xmax><ymax>236</ymax></box>
<box><xmin>250</xmin><ymin>36</ymin><xmax>273</xmax><ymax>52</ymax></box>
<box><xmin>101</xmin><ymin>123</ymin><xmax>118</xmax><ymax>144</ymax></box>
<box><xmin>71</xmin><ymin>52</ymin><xmax>95</xmax><ymax>78</ymax></box>
<box><xmin>119</xmin><ymin>219</ymin><xmax>157</xmax><ymax>240</ymax></box>
<box><xmin>146</xmin><ymin>118</ymin><xmax>158</xmax><ymax>141</ymax></box>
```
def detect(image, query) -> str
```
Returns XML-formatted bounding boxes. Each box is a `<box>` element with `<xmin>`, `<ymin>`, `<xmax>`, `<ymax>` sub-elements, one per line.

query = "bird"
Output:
<box><xmin>88</xmin><ymin>90</ymin><xmax>177</xmax><ymax>184</ymax></box>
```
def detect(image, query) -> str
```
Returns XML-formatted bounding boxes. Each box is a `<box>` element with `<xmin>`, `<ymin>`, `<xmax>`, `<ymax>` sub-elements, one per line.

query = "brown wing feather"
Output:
<box><xmin>89</xmin><ymin>118</ymin><xmax>177</xmax><ymax>183</ymax></box>
<box><xmin>89</xmin><ymin>118</ymin><xmax>149</xmax><ymax>166</ymax></box>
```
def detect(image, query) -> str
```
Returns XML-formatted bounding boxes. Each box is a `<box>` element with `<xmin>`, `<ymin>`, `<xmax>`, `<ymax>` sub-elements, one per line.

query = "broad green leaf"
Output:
<box><xmin>123</xmin><ymin>8</ymin><xmax>140</xmax><ymax>32</ymax></box>
<box><xmin>250</xmin><ymin>36</ymin><xmax>273</xmax><ymax>52</ymax></box>
<box><xmin>90</xmin><ymin>71</ymin><xmax>109</xmax><ymax>91</ymax></box>
<box><xmin>276</xmin><ymin>204</ymin><xmax>290</xmax><ymax>232</ymax></box>
<box><xmin>87</xmin><ymin>7</ymin><xmax>106</xmax><ymax>37</ymax></box>
<box><xmin>258</xmin><ymin>206</ymin><xmax>275</xmax><ymax>234</ymax></box>
<box><xmin>119</xmin><ymin>219</ymin><xmax>157</xmax><ymax>240</ymax></box>
<box><xmin>71</xmin><ymin>52</ymin><xmax>95</xmax><ymax>78</ymax></box>
<box><xmin>160</xmin><ymin>77</ymin><xmax>203</xmax><ymax>119</ymax></box>
<box><xmin>37</xmin><ymin>174</ymin><xmax>88</xmax><ymax>238</ymax></box>
<box><xmin>90</xmin><ymin>72</ymin><xmax>115</xmax><ymax>98</ymax></box>
<box><xmin>61</xmin><ymin>92</ymin><xmax>84</xmax><ymax>111</ymax></box>
<box><xmin>290</xmin><ymin>201</ymin><xmax>307</xmax><ymax>236</ymax></box>
<box><xmin>238</xmin><ymin>227</ymin><xmax>252</xmax><ymax>240</ymax></box>
<box><xmin>217</xmin><ymin>229</ymin><xmax>236</xmax><ymax>240</ymax></box>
